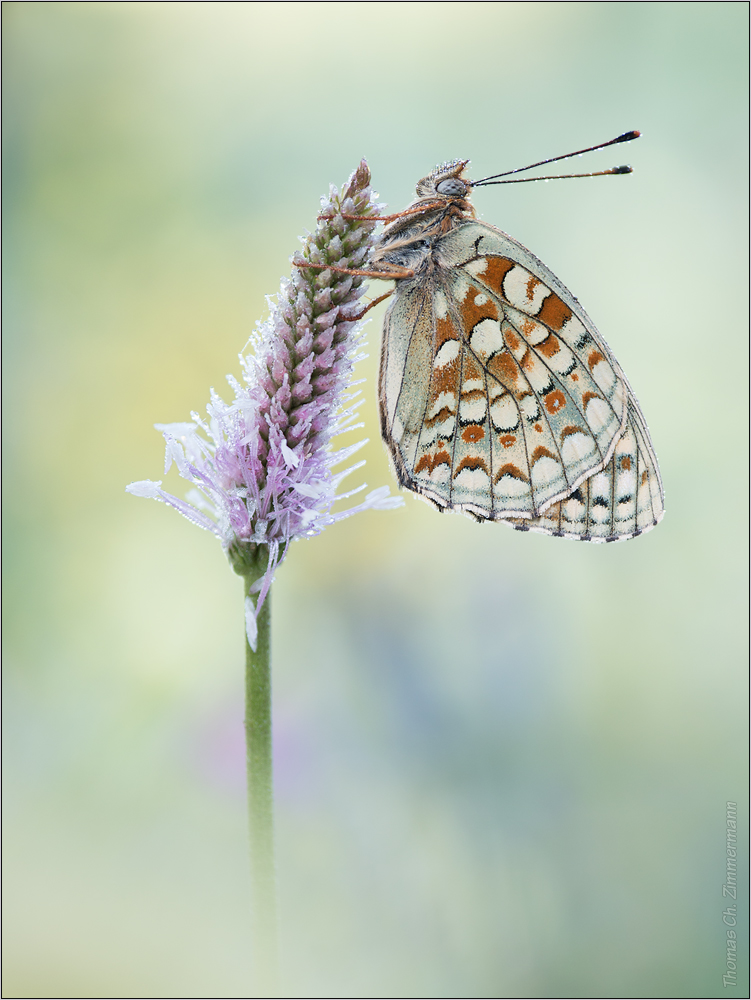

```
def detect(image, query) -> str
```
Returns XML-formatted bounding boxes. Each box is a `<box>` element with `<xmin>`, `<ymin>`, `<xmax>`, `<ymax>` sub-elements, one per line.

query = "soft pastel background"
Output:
<box><xmin>3</xmin><ymin>3</ymin><xmax>748</xmax><ymax>998</ymax></box>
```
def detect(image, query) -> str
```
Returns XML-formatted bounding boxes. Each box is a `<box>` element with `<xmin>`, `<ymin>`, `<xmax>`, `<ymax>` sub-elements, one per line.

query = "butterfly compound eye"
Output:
<box><xmin>436</xmin><ymin>178</ymin><xmax>466</xmax><ymax>196</ymax></box>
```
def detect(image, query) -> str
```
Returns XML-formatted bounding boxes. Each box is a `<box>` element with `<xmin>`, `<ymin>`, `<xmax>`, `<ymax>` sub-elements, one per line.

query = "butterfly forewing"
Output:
<box><xmin>380</xmin><ymin>222</ymin><xmax>634</xmax><ymax>520</ymax></box>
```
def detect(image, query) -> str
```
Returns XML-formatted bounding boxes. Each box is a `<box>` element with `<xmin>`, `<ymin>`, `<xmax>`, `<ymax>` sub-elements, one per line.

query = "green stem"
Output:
<box><xmin>243</xmin><ymin>565</ymin><xmax>280</xmax><ymax>996</ymax></box>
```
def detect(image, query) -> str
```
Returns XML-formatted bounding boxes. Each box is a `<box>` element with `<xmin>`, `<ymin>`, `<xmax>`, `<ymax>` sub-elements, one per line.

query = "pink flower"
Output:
<box><xmin>127</xmin><ymin>161</ymin><xmax>402</xmax><ymax>647</ymax></box>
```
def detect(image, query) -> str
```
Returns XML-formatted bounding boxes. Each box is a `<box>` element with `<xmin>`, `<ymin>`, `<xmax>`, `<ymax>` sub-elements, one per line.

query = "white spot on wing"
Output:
<box><xmin>494</xmin><ymin>472</ymin><xmax>528</xmax><ymax>497</ymax></box>
<box><xmin>591</xmin><ymin>472</ymin><xmax>610</xmax><ymax>497</ymax></box>
<box><xmin>465</xmin><ymin>258</ymin><xmax>488</xmax><ymax>277</ymax></box>
<box><xmin>584</xmin><ymin>396</ymin><xmax>612</xmax><ymax>433</ymax></box>
<box><xmin>490</xmin><ymin>395</ymin><xmax>519</xmax><ymax>430</ymax></box>
<box><xmin>469</xmin><ymin>319</ymin><xmax>504</xmax><ymax>358</ymax></box>
<box><xmin>432</xmin><ymin>415</ymin><xmax>456</xmax><ymax>439</ymax></box>
<box><xmin>454</xmin><ymin>467</ymin><xmax>490</xmax><ymax>491</ymax></box>
<box><xmin>562</xmin><ymin>493</ymin><xmax>585</xmax><ymax>517</ymax></box>
<box><xmin>590</xmin><ymin>503</ymin><xmax>611</xmax><ymax>526</ymax></box>
<box><xmin>427</xmin><ymin>391</ymin><xmax>456</xmax><ymax>419</ymax></box>
<box><xmin>547</xmin><ymin>342</ymin><xmax>575</xmax><ymax>372</ymax></box>
<box><xmin>519</xmin><ymin>394</ymin><xmax>541</xmax><ymax>420</ymax></box>
<box><xmin>433</xmin><ymin>340</ymin><xmax>460</xmax><ymax>369</ymax></box>
<box><xmin>503</xmin><ymin>266</ymin><xmax>551</xmax><ymax>314</ymax></box>
<box><xmin>559</xmin><ymin>314</ymin><xmax>586</xmax><ymax>344</ymax></box>
<box><xmin>616</xmin><ymin>467</ymin><xmax>636</xmax><ymax>494</ymax></box>
<box><xmin>561</xmin><ymin>432</ymin><xmax>595</xmax><ymax>465</ymax></box>
<box><xmin>520</xmin><ymin>319</ymin><xmax>549</xmax><ymax>346</ymax></box>
<box><xmin>531</xmin><ymin>456</ymin><xmax>561</xmax><ymax>490</ymax></box>
<box><xmin>453</xmin><ymin>274</ymin><xmax>471</xmax><ymax>303</ymax></box>
<box><xmin>459</xmin><ymin>396</ymin><xmax>487</xmax><ymax>421</ymax></box>
<box><xmin>523</xmin><ymin>356</ymin><xmax>554</xmax><ymax>393</ymax></box>
<box><xmin>427</xmin><ymin>464</ymin><xmax>450</xmax><ymax>484</ymax></box>
<box><xmin>591</xmin><ymin>358</ymin><xmax>616</xmax><ymax>394</ymax></box>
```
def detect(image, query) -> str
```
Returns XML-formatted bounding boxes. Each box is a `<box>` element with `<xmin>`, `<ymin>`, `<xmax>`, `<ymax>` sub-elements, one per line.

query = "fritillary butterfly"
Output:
<box><xmin>303</xmin><ymin>134</ymin><xmax>664</xmax><ymax>541</ymax></box>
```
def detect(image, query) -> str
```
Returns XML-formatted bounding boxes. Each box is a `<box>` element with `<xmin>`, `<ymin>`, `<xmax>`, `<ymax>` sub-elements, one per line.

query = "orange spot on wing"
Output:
<box><xmin>588</xmin><ymin>349</ymin><xmax>605</xmax><ymax>370</ymax></box>
<box><xmin>641</xmin><ymin>470</ymin><xmax>649</xmax><ymax>485</ymax></box>
<box><xmin>495</xmin><ymin>462</ymin><xmax>528</xmax><ymax>483</ymax></box>
<box><xmin>477</xmin><ymin>256</ymin><xmax>515</xmax><ymax>295</ymax></box>
<box><xmin>504</xmin><ymin>329</ymin><xmax>521</xmax><ymax>352</ymax></box>
<box><xmin>499</xmin><ymin>434</ymin><xmax>516</xmax><ymax>448</ymax></box>
<box><xmin>414</xmin><ymin>448</ymin><xmax>452</xmax><ymax>475</ymax></box>
<box><xmin>531</xmin><ymin>445</ymin><xmax>556</xmax><ymax>464</ymax></box>
<box><xmin>488</xmin><ymin>352</ymin><xmax>519</xmax><ymax>387</ymax></box>
<box><xmin>424</xmin><ymin>406</ymin><xmax>455</xmax><ymax>427</ymax></box>
<box><xmin>536</xmin><ymin>334</ymin><xmax>561</xmax><ymax>358</ymax></box>
<box><xmin>561</xmin><ymin>425</ymin><xmax>585</xmax><ymax>440</ymax></box>
<box><xmin>544</xmin><ymin>389</ymin><xmax>566</xmax><ymax>414</ymax></box>
<box><xmin>521</xmin><ymin>349</ymin><xmax>535</xmax><ymax>371</ymax></box>
<box><xmin>436</xmin><ymin>315</ymin><xmax>459</xmax><ymax>348</ymax></box>
<box><xmin>460</xmin><ymin>388</ymin><xmax>486</xmax><ymax>403</ymax></box>
<box><xmin>620</xmin><ymin>456</ymin><xmax>632</xmax><ymax>471</ymax></box>
<box><xmin>454</xmin><ymin>455</ymin><xmax>489</xmax><ymax>478</ymax></box>
<box><xmin>460</xmin><ymin>290</ymin><xmax>498</xmax><ymax>330</ymax></box>
<box><xmin>534</xmin><ymin>423</ymin><xmax>542</xmax><ymax>432</ymax></box>
<box><xmin>430</xmin><ymin>358</ymin><xmax>460</xmax><ymax>398</ymax></box>
<box><xmin>461</xmin><ymin>424</ymin><xmax>485</xmax><ymax>443</ymax></box>
<box><xmin>582</xmin><ymin>391</ymin><xmax>600</xmax><ymax>407</ymax></box>
<box><xmin>462</xmin><ymin>355</ymin><xmax>483</xmax><ymax>381</ymax></box>
<box><xmin>570</xmin><ymin>373</ymin><xmax>579</xmax><ymax>381</ymax></box>
<box><xmin>525</xmin><ymin>276</ymin><xmax>542</xmax><ymax>301</ymax></box>
<box><xmin>537</xmin><ymin>294</ymin><xmax>573</xmax><ymax>331</ymax></box>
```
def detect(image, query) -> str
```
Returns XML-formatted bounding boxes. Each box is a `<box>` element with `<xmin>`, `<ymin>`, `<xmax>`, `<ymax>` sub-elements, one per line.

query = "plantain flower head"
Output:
<box><xmin>127</xmin><ymin>161</ymin><xmax>402</xmax><ymax>647</ymax></box>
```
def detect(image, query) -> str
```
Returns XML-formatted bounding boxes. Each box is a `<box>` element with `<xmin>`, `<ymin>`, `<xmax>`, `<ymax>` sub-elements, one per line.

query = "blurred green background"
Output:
<box><xmin>3</xmin><ymin>3</ymin><xmax>748</xmax><ymax>997</ymax></box>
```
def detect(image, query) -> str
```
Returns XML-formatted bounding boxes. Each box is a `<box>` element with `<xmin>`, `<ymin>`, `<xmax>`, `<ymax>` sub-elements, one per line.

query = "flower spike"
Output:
<box><xmin>127</xmin><ymin>161</ymin><xmax>402</xmax><ymax>648</ymax></box>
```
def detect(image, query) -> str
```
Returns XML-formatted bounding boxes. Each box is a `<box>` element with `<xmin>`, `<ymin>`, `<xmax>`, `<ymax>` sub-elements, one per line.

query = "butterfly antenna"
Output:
<box><xmin>472</xmin><ymin>130</ymin><xmax>640</xmax><ymax>186</ymax></box>
<box><xmin>476</xmin><ymin>165</ymin><xmax>634</xmax><ymax>185</ymax></box>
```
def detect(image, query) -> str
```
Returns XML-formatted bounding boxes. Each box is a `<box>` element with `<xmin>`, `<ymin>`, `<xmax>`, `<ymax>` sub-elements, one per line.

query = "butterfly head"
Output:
<box><xmin>416</xmin><ymin>160</ymin><xmax>472</xmax><ymax>201</ymax></box>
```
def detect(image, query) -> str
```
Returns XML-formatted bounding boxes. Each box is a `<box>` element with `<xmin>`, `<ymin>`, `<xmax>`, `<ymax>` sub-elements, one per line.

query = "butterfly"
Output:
<box><xmin>306</xmin><ymin>135</ymin><xmax>664</xmax><ymax>541</ymax></box>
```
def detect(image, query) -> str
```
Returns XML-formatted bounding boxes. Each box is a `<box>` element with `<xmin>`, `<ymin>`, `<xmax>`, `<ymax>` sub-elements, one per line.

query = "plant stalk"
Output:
<box><xmin>243</xmin><ymin>566</ymin><xmax>279</xmax><ymax>996</ymax></box>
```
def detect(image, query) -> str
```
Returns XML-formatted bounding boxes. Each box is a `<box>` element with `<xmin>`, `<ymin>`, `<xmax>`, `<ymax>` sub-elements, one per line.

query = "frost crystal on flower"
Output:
<box><xmin>127</xmin><ymin>161</ymin><xmax>402</xmax><ymax>648</ymax></box>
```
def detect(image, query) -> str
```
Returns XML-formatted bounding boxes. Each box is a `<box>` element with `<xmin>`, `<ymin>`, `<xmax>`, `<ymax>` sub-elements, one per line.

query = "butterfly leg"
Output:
<box><xmin>293</xmin><ymin>259</ymin><xmax>414</xmax><ymax>281</ymax></box>
<box><xmin>348</xmin><ymin>288</ymin><xmax>395</xmax><ymax>319</ymax></box>
<box><xmin>317</xmin><ymin>201</ymin><xmax>446</xmax><ymax>225</ymax></box>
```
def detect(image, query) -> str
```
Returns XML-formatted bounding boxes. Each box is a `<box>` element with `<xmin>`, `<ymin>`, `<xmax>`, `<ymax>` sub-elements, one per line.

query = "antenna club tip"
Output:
<box><xmin>616</xmin><ymin>129</ymin><xmax>641</xmax><ymax>143</ymax></box>
<box><xmin>611</xmin><ymin>165</ymin><xmax>633</xmax><ymax>174</ymax></box>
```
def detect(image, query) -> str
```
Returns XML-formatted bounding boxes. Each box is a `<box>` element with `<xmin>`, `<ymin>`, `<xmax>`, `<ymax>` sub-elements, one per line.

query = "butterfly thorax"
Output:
<box><xmin>371</xmin><ymin>160</ymin><xmax>476</xmax><ymax>276</ymax></box>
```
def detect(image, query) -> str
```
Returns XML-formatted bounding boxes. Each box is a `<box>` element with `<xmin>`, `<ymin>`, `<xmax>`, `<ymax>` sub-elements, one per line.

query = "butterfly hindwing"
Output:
<box><xmin>379</xmin><ymin>280</ymin><xmax>439</xmax><ymax>488</ymax></box>
<box><xmin>507</xmin><ymin>400</ymin><xmax>664</xmax><ymax>540</ymax></box>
